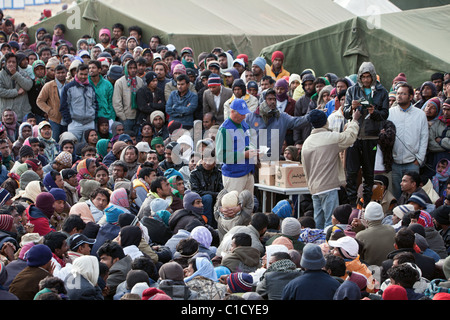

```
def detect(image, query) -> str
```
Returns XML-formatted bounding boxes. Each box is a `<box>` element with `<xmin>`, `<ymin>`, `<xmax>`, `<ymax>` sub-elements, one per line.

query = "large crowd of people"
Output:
<box><xmin>0</xmin><ymin>7</ymin><xmax>449</xmax><ymax>302</ymax></box>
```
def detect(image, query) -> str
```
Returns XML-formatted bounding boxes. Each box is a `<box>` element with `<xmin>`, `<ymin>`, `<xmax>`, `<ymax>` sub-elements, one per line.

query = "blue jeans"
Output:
<box><xmin>202</xmin><ymin>194</ymin><xmax>216</xmax><ymax>228</ymax></box>
<box><xmin>49</xmin><ymin>120</ymin><xmax>67</xmax><ymax>141</ymax></box>
<box><xmin>312</xmin><ymin>189</ymin><xmax>339</xmax><ymax>230</ymax></box>
<box><xmin>122</xmin><ymin>119</ymin><xmax>137</xmax><ymax>136</ymax></box>
<box><xmin>391</xmin><ymin>162</ymin><xmax>420</xmax><ymax>200</ymax></box>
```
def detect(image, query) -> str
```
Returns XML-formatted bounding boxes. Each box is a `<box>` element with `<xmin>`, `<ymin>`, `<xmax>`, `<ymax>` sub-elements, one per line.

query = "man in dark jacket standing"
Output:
<box><xmin>189</xmin><ymin>151</ymin><xmax>223</xmax><ymax>228</ymax></box>
<box><xmin>293</xmin><ymin>73</ymin><xmax>316</xmax><ymax>151</ymax></box>
<box><xmin>343</xmin><ymin>61</ymin><xmax>389</xmax><ymax>208</ymax></box>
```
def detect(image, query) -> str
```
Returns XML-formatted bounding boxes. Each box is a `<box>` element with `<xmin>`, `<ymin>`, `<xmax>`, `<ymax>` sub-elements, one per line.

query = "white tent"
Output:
<box><xmin>334</xmin><ymin>0</ymin><xmax>401</xmax><ymax>16</ymax></box>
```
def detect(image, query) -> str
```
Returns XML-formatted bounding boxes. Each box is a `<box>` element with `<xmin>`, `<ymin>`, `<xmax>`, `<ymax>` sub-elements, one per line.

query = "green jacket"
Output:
<box><xmin>89</xmin><ymin>75</ymin><xmax>115</xmax><ymax>120</ymax></box>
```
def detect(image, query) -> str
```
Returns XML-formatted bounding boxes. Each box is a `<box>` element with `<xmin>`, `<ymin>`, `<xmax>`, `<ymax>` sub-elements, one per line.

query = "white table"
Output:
<box><xmin>255</xmin><ymin>183</ymin><xmax>310</xmax><ymax>216</ymax></box>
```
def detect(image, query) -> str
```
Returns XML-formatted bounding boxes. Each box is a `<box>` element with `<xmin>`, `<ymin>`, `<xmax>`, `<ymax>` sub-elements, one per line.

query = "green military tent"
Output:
<box><xmin>28</xmin><ymin>0</ymin><xmax>355</xmax><ymax>60</ymax></box>
<box><xmin>259</xmin><ymin>5</ymin><xmax>450</xmax><ymax>89</ymax></box>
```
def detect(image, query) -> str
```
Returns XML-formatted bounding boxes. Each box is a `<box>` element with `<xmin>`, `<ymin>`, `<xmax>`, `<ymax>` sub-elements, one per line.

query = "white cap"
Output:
<box><xmin>328</xmin><ymin>236</ymin><xmax>359</xmax><ymax>259</ymax></box>
<box><xmin>135</xmin><ymin>141</ymin><xmax>151</xmax><ymax>153</ymax></box>
<box><xmin>392</xmin><ymin>204</ymin><xmax>415</xmax><ymax>220</ymax></box>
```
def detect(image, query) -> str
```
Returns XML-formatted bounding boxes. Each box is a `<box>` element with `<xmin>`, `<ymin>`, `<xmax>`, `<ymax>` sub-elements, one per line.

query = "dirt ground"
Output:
<box><xmin>2</xmin><ymin>1</ymin><xmax>71</xmax><ymax>28</ymax></box>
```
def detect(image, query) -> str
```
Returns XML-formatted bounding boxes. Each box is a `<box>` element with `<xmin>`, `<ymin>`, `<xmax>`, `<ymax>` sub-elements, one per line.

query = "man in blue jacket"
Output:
<box><xmin>60</xmin><ymin>64</ymin><xmax>98</xmax><ymax>142</ymax></box>
<box><xmin>216</xmin><ymin>98</ymin><xmax>257</xmax><ymax>197</ymax></box>
<box><xmin>165</xmin><ymin>74</ymin><xmax>198</xmax><ymax>130</ymax></box>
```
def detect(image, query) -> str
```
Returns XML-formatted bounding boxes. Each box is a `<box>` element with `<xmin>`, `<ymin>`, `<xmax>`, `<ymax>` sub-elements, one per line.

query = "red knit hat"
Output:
<box><xmin>393</xmin><ymin>72</ymin><xmax>407</xmax><ymax>83</ymax></box>
<box><xmin>141</xmin><ymin>287</ymin><xmax>172</xmax><ymax>300</ymax></box>
<box><xmin>0</xmin><ymin>214</ymin><xmax>13</xmax><ymax>232</ymax></box>
<box><xmin>271</xmin><ymin>50</ymin><xmax>284</xmax><ymax>62</ymax></box>
<box><xmin>382</xmin><ymin>284</ymin><xmax>408</xmax><ymax>300</ymax></box>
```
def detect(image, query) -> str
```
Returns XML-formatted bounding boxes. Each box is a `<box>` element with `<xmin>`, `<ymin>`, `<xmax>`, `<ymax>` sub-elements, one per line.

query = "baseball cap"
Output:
<box><xmin>328</xmin><ymin>236</ymin><xmax>359</xmax><ymax>259</ymax></box>
<box><xmin>67</xmin><ymin>233</ymin><xmax>95</xmax><ymax>251</ymax></box>
<box><xmin>230</xmin><ymin>98</ymin><xmax>251</xmax><ymax>115</ymax></box>
<box><xmin>136</xmin><ymin>141</ymin><xmax>151</xmax><ymax>153</ymax></box>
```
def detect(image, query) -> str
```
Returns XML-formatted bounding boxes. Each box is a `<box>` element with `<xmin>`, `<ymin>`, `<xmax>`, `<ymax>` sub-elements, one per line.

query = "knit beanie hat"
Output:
<box><xmin>20</xmin><ymin>170</ymin><xmax>40</xmax><ymax>190</ymax></box>
<box><xmin>43</xmin><ymin>171</ymin><xmax>59</xmax><ymax>191</ymax></box>
<box><xmin>150</xmin><ymin>198</ymin><xmax>170</xmax><ymax>215</ymax></box>
<box><xmin>332</xmin><ymin>204</ymin><xmax>353</xmax><ymax>224</ymax></box>
<box><xmin>19</xmin><ymin>145</ymin><xmax>34</xmax><ymax>159</ymax></box>
<box><xmin>417</xmin><ymin>210</ymin><xmax>434</xmax><ymax>228</ymax></box>
<box><xmin>300</xmin><ymin>243</ymin><xmax>325</xmax><ymax>270</ymax></box>
<box><xmin>150</xmin><ymin>110</ymin><xmax>165</xmax><ymax>124</ymax></box>
<box><xmin>382</xmin><ymin>284</ymin><xmax>408</xmax><ymax>300</ymax></box>
<box><xmin>144</xmin><ymin>71</ymin><xmax>157</xmax><ymax>85</ymax></box>
<box><xmin>126</xmin><ymin>270</ymin><xmax>150</xmax><ymax>290</ymax></box>
<box><xmin>141</xmin><ymin>287</ymin><xmax>172</xmax><ymax>300</ymax></box>
<box><xmin>172</xmin><ymin>63</ymin><xmax>186</xmax><ymax>75</ymax></box>
<box><xmin>392</xmin><ymin>204</ymin><xmax>414</xmax><ymax>220</ymax></box>
<box><xmin>35</xmin><ymin>192</ymin><xmax>55</xmax><ymax>219</ymax></box>
<box><xmin>227</xmin><ymin>273</ymin><xmax>253</xmax><ymax>293</ymax></box>
<box><xmin>0</xmin><ymin>188</ymin><xmax>11</xmax><ymax>206</ymax></box>
<box><xmin>252</xmin><ymin>57</ymin><xmax>266</xmax><ymax>71</ymax></box>
<box><xmin>281</xmin><ymin>217</ymin><xmax>301</xmax><ymax>237</ymax></box>
<box><xmin>207</xmin><ymin>73</ymin><xmax>221</xmax><ymax>87</ymax></box>
<box><xmin>431</xmin><ymin>205</ymin><xmax>450</xmax><ymax>225</ymax></box>
<box><xmin>0</xmin><ymin>214</ymin><xmax>13</xmax><ymax>231</ymax></box>
<box><xmin>26</xmin><ymin>244</ymin><xmax>53</xmax><ymax>267</ymax></box>
<box><xmin>407</xmin><ymin>193</ymin><xmax>428</xmax><ymax>209</ymax></box>
<box><xmin>25</xmin><ymin>158</ymin><xmax>42</xmax><ymax>172</ymax></box>
<box><xmin>393</xmin><ymin>73</ymin><xmax>407</xmax><ymax>83</ymax></box>
<box><xmin>363</xmin><ymin>201</ymin><xmax>384</xmax><ymax>221</ymax></box>
<box><xmin>49</xmin><ymin>188</ymin><xmax>67</xmax><ymax>202</ymax></box>
<box><xmin>307</xmin><ymin>109</ymin><xmax>327</xmax><ymax>128</ymax></box>
<box><xmin>54</xmin><ymin>151</ymin><xmax>73</xmax><ymax>168</ymax></box>
<box><xmin>271</xmin><ymin>51</ymin><xmax>284</xmax><ymax>62</ymax></box>
<box><xmin>159</xmin><ymin>261</ymin><xmax>184</xmax><ymax>281</ymax></box>
<box><xmin>347</xmin><ymin>271</ymin><xmax>368</xmax><ymax>291</ymax></box>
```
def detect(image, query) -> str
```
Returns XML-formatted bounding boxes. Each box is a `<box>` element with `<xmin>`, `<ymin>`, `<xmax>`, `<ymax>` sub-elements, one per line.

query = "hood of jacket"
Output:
<box><xmin>357</xmin><ymin>61</ymin><xmax>377</xmax><ymax>89</ymax></box>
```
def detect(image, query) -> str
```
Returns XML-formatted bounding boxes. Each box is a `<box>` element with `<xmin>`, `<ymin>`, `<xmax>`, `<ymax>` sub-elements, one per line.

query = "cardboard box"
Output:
<box><xmin>259</xmin><ymin>161</ymin><xmax>276</xmax><ymax>186</ymax></box>
<box><xmin>274</xmin><ymin>162</ymin><xmax>307</xmax><ymax>188</ymax></box>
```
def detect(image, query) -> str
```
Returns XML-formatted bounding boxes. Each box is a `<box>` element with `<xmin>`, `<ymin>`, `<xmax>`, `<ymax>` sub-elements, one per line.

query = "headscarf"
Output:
<box><xmin>125</xmin><ymin>60</ymin><xmax>138</xmax><ymax>110</ymax></box>
<box><xmin>272</xmin><ymin>200</ymin><xmax>293</xmax><ymax>219</ymax></box>
<box><xmin>22</xmin><ymin>180</ymin><xmax>42</xmax><ymax>203</ymax></box>
<box><xmin>69</xmin><ymin>202</ymin><xmax>95</xmax><ymax>224</ymax></box>
<box><xmin>38</xmin><ymin>121</ymin><xmax>58</xmax><ymax>162</ymax></box>
<box><xmin>432</xmin><ymin>159</ymin><xmax>450</xmax><ymax>195</ymax></box>
<box><xmin>120</xmin><ymin>225</ymin><xmax>142</xmax><ymax>247</ymax></box>
<box><xmin>184</xmin><ymin>257</ymin><xmax>217</xmax><ymax>283</ymax></box>
<box><xmin>158</xmin><ymin>261</ymin><xmax>184</xmax><ymax>281</ymax></box>
<box><xmin>96</xmin><ymin>139</ymin><xmax>110</xmax><ymax>158</ymax></box>
<box><xmin>71</xmin><ymin>255</ymin><xmax>99</xmax><ymax>287</ymax></box>
<box><xmin>110</xmin><ymin>188</ymin><xmax>130</xmax><ymax>209</ymax></box>
<box><xmin>155</xmin><ymin>210</ymin><xmax>171</xmax><ymax>226</ymax></box>
<box><xmin>275</xmin><ymin>78</ymin><xmax>289</xmax><ymax>102</ymax></box>
<box><xmin>190</xmin><ymin>226</ymin><xmax>212</xmax><ymax>248</ymax></box>
<box><xmin>76</xmin><ymin>158</ymin><xmax>95</xmax><ymax>181</ymax></box>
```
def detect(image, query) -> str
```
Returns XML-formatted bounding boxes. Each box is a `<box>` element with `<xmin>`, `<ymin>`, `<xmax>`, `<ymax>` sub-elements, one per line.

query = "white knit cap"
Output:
<box><xmin>363</xmin><ymin>201</ymin><xmax>384</xmax><ymax>221</ymax></box>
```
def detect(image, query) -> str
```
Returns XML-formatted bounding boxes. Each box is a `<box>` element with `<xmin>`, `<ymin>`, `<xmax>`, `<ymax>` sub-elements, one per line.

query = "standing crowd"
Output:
<box><xmin>0</xmin><ymin>8</ymin><xmax>449</xmax><ymax>301</ymax></box>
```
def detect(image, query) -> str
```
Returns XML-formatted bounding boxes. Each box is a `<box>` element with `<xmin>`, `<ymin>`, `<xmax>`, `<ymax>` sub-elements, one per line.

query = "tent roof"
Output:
<box><xmin>259</xmin><ymin>5</ymin><xmax>450</xmax><ymax>88</ymax></box>
<box><xmin>334</xmin><ymin>0</ymin><xmax>402</xmax><ymax>16</ymax></box>
<box><xmin>29</xmin><ymin>0</ymin><xmax>355</xmax><ymax>58</ymax></box>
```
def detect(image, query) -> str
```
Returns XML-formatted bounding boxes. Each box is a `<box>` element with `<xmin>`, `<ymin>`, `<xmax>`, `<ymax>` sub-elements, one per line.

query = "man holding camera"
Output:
<box><xmin>343</xmin><ymin>62</ymin><xmax>389</xmax><ymax>208</ymax></box>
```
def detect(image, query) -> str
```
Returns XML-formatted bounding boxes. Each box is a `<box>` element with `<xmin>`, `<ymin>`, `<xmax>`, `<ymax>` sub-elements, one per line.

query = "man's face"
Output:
<box><xmin>425</xmin><ymin>102</ymin><xmax>438</xmax><ymax>119</ymax></box>
<box><xmin>34</xmin><ymin>66</ymin><xmax>46</xmax><ymax>79</ymax></box>
<box><xmin>40</xmin><ymin>125</ymin><xmax>52</xmax><ymax>139</ymax></box>
<box><xmin>177</xmin><ymin>79</ymin><xmax>189</xmax><ymax>95</ymax></box>
<box><xmin>152</xmin><ymin>116</ymin><xmax>164</xmax><ymax>130</ymax></box>
<box><xmin>442</xmin><ymin>104</ymin><xmax>450</xmax><ymax>120</ymax></box>
<box><xmin>202</xmin><ymin>157</ymin><xmax>215</xmax><ymax>171</ymax></box>
<box><xmin>141</xmin><ymin>125</ymin><xmax>152</xmax><ymax>137</ymax></box>
<box><xmin>251</xmin><ymin>65</ymin><xmax>262</xmax><ymax>76</ymax></box>
<box><xmin>230</xmin><ymin>110</ymin><xmax>246</xmax><ymax>124</ymax></box>
<box><xmin>55</xmin><ymin>68</ymin><xmax>67</xmax><ymax>83</ymax></box>
<box><xmin>336</xmin><ymin>81</ymin><xmax>348</xmax><ymax>94</ymax></box>
<box><xmin>54</xmin><ymin>240</ymin><xmax>69</xmax><ymax>259</ymax></box>
<box><xmin>159</xmin><ymin>180</ymin><xmax>172</xmax><ymax>197</ymax></box>
<box><xmin>92</xmin><ymin>193</ymin><xmax>109</xmax><ymax>211</ymax></box>
<box><xmin>303</xmin><ymin>81</ymin><xmax>314</xmax><ymax>95</ymax></box>
<box><xmin>209</xmin><ymin>84</ymin><xmax>221</xmax><ymax>96</ymax></box>
<box><xmin>192</xmin><ymin>199</ymin><xmax>203</xmax><ymax>208</ymax></box>
<box><xmin>422</xmin><ymin>85</ymin><xmax>433</xmax><ymax>99</ymax></box>
<box><xmin>112</xmin><ymin>165</ymin><xmax>125</xmax><ymax>180</ymax></box>
<box><xmin>265</xmin><ymin>93</ymin><xmax>277</xmax><ymax>109</ymax></box>
<box><xmin>53</xmin><ymin>199</ymin><xmax>65</xmax><ymax>214</ymax></box>
<box><xmin>124</xmin><ymin>148</ymin><xmax>137</xmax><ymax>163</ymax></box>
<box><xmin>3</xmin><ymin>110</ymin><xmax>14</xmax><ymax>124</ymax></box>
<box><xmin>154</xmin><ymin>65</ymin><xmax>166</xmax><ymax>80</ymax></box>
<box><xmin>233</xmin><ymin>87</ymin><xmax>243</xmax><ymax>98</ymax></box>
<box><xmin>400</xmin><ymin>175</ymin><xmax>415</xmax><ymax>193</ymax></box>
<box><xmin>433</xmin><ymin>79</ymin><xmax>443</xmax><ymax>92</ymax></box>
<box><xmin>36</xmin><ymin>165</ymin><xmax>44</xmax><ymax>179</ymax></box>
<box><xmin>55</xmin><ymin>174</ymin><xmax>64</xmax><ymax>189</ymax></box>
<box><xmin>78</xmin><ymin>243</ymin><xmax>91</xmax><ymax>255</ymax></box>
<box><xmin>203</xmin><ymin>114</ymin><xmax>214</xmax><ymax>130</ymax></box>
<box><xmin>40</xmin><ymin>50</ymin><xmax>51</xmax><ymax>63</ymax></box>
<box><xmin>0</xmin><ymin>142</ymin><xmax>10</xmax><ymax>158</ymax></box>
<box><xmin>396</xmin><ymin>86</ymin><xmax>411</xmax><ymax>106</ymax></box>
<box><xmin>77</xmin><ymin>69</ymin><xmax>89</xmax><ymax>83</ymax></box>
<box><xmin>147</xmin><ymin>152</ymin><xmax>158</xmax><ymax>164</ymax></box>
<box><xmin>244</xmin><ymin>70</ymin><xmax>255</xmax><ymax>83</ymax></box>
<box><xmin>127</xmin><ymin>39</ymin><xmax>137</xmax><ymax>51</ymax></box>
<box><xmin>176</xmin><ymin>179</ymin><xmax>185</xmax><ymax>195</ymax></box>
<box><xmin>127</xmin><ymin>63</ymin><xmax>137</xmax><ymax>78</ymax></box>
<box><xmin>275</xmin><ymin>85</ymin><xmax>286</xmax><ymax>98</ymax></box>
<box><xmin>54</xmin><ymin>27</ymin><xmax>63</xmax><ymax>36</ymax></box>
<box><xmin>164</xmin><ymin>56</ymin><xmax>174</xmax><ymax>68</ymax></box>
<box><xmin>21</xmin><ymin>126</ymin><xmax>32</xmax><ymax>139</ymax></box>
<box><xmin>261</xmin><ymin>79</ymin><xmax>271</xmax><ymax>91</ymax></box>
<box><xmin>218</xmin><ymin>56</ymin><xmax>228</xmax><ymax>69</ymax></box>
<box><xmin>360</xmin><ymin>72</ymin><xmax>373</xmax><ymax>88</ymax></box>
<box><xmin>113</xmin><ymin>28</ymin><xmax>123</xmax><ymax>39</ymax></box>
<box><xmin>89</xmin><ymin>64</ymin><xmax>100</xmax><ymax>77</ymax></box>
<box><xmin>315</xmin><ymin>83</ymin><xmax>325</xmax><ymax>93</ymax></box>
<box><xmin>100</xmin><ymin>33</ymin><xmax>110</xmax><ymax>44</ymax></box>
<box><xmin>164</xmin><ymin>149</ymin><xmax>173</xmax><ymax>163</ymax></box>
<box><xmin>150</xmin><ymin>37</ymin><xmax>159</xmax><ymax>50</ymax></box>
<box><xmin>95</xmin><ymin>170</ymin><xmax>109</xmax><ymax>186</ymax></box>
<box><xmin>82</xmin><ymin>150</ymin><xmax>96</xmax><ymax>159</ymax></box>
<box><xmin>67</xmin><ymin>175</ymin><xmax>78</xmax><ymax>187</ymax></box>
<box><xmin>272</xmin><ymin>58</ymin><xmax>282</xmax><ymax>70</ymax></box>
<box><xmin>99</xmin><ymin>254</ymin><xmax>117</xmax><ymax>269</ymax></box>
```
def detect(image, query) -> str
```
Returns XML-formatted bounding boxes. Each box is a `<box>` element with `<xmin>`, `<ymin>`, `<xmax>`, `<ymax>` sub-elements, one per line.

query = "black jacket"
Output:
<box><xmin>136</xmin><ymin>86</ymin><xmax>166</xmax><ymax>125</ymax></box>
<box><xmin>189</xmin><ymin>164</ymin><xmax>223</xmax><ymax>200</ymax></box>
